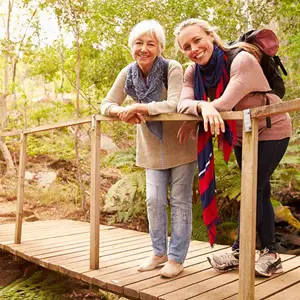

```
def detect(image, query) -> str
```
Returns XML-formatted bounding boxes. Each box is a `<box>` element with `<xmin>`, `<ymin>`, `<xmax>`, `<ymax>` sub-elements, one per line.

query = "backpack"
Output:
<box><xmin>227</xmin><ymin>29</ymin><xmax>287</xmax><ymax>99</ymax></box>
<box><xmin>227</xmin><ymin>29</ymin><xmax>287</xmax><ymax>128</ymax></box>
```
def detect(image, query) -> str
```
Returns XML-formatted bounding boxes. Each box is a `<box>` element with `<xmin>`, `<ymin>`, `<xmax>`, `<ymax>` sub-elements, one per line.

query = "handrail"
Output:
<box><xmin>1</xmin><ymin>98</ymin><xmax>300</xmax><ymax>300</ymax></box>
<box><xmin>1</xmin><ymin>98</ymin><xmax>300</xmax><ymax>137</ymax></box>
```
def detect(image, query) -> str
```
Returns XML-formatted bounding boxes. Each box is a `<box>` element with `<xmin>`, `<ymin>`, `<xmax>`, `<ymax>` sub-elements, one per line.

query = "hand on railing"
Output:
<box><xmin>117</xmin><ymin>106</ymin><xmax>146</xmax><ymax>124</ymax></box>
<box><xmin>177</xmin><ymin>121</ymin><xmax>198</xmax><ymax>144</ymax></box>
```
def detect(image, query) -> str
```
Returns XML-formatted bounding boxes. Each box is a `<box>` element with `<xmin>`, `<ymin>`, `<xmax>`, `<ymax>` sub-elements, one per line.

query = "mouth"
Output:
<box><xmin>139</xmin><ymin>55</ymin><xmax>150</xmax><ymax>59</ymax></box>
<box><xmin>195</xmin><ymin>50</ymin><xmax>205</xmax><ymax>59</ymax></box>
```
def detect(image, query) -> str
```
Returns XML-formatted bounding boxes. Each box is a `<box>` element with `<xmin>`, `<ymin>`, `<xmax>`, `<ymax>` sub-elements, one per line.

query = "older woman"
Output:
<box><xmin>174</xmin><ymin>18</ymin><xmax>292</xmax><ymax>277</ymax></box>
<box><xmin>101</xmin><ymin>20</ymin><xmax>197</xmax><ymax>277</ymax></box>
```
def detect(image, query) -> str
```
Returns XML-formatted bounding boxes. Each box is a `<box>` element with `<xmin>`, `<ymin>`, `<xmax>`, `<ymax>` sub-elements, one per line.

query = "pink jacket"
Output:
<box><xmin>178</xmin><ymin>51</ymin><xmax>292</xmax><ymax>145</ymax></box>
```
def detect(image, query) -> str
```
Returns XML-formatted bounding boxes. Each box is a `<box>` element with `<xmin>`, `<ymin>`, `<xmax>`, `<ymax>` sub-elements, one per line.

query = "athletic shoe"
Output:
<box><xmin>255</xmin><ymin>248</ymin><xmax>283</xmax><ymax>277</ymax></box>
<box><xmin>207</xmin><ymin>250</ymin><xmax>239</xmax><ymax>273</ymax></box>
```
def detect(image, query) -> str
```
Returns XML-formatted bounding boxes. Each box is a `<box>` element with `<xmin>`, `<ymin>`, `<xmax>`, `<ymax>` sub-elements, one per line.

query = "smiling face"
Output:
<box><xmin>178</xmin><ymin>24</ymin><xmax>214</xmax><ymax>65</ymax></box>
<box><xmin>132</xmin><ymin>32</ymin><xmax>160</xmax><ymax>76</ymax></box>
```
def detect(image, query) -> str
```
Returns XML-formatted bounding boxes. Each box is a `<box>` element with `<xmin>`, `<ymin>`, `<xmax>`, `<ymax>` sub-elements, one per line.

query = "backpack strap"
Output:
<box><xmin>162</xmin><ymin>59</ymin><xmax>169</xmax><ymax>90</ymax></box>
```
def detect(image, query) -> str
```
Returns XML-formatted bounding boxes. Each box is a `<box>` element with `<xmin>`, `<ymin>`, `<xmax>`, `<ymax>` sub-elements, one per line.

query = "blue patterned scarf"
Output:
<box><xmin>125</xmin><ymin>56</ymin><xmax>167</xmax><ymax>141</ymax></box>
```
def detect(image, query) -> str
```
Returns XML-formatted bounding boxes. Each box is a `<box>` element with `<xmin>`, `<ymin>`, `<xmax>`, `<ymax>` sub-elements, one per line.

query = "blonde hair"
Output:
<box><xmin>128</xmin><ymin>20</ymin><xmax>166</xmax><ymax>55</ymax></box>
<box><xmin>174</xmin><ymin>18</ymin><xmax>262</xmax><ymax>61</ymax></box>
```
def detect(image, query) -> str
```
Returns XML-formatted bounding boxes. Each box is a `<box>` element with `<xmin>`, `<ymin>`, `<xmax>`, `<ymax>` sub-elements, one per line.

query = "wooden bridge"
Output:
<box><xmin>0</xmin><ymin>98</ymin><xmax>300</xmax><ymax>299</ymax></box>
<box><xmin>0</xmin><ymin>220</ymin><xmax>299</xmax><ymax>299</ymax></box>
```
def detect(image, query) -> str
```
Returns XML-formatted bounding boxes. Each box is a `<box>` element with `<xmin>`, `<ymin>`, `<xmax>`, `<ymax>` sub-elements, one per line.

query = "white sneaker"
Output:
<box><xmin>255</xmin><ymin>248</ymin><xmax>283</xmax><ymax>277</ymax></box>
<box><xmin>207</xmin><ymin>250</ymin><xmax>239</xmax><ymax>273</ymax></box>
<box><xmin>159</xmin><ymin>260</ymin><xmax>184</xmax><ymax>278</ymax></box>
<box><xmin>137</xmin><ymin>255</ymin><xmax>168</xmax><ymax>272</ymax></box>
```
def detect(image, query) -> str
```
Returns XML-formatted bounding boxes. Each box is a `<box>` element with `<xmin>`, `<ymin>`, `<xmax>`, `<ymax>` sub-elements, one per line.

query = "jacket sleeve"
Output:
<box><xmin>211</xmin><ymin>51</ymin><xmax>271</xmax><ymax>111</ymax></box>
<box><xmin>177</xmin><ymin>64</ymin><xmax>200</xmax><ymax>116</ymax></box>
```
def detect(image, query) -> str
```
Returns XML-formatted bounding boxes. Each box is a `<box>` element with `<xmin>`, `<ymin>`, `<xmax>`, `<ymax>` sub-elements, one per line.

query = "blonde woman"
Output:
<box><xmin>174</xmin><ymin>18</ymin><xmax>292</xmax><ymax>277</ymax></box>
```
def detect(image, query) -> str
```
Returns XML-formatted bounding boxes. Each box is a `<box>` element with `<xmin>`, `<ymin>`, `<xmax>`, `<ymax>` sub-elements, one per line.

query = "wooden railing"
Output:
<box><xmin>1</xmin><ymin>98</ymin><xmax>300</xmax><ymax>300</ymax></box>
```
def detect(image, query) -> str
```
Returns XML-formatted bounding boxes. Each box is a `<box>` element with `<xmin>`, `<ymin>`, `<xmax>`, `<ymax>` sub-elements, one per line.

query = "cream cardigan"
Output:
<box><xmin>101</xmin><ymin>59</ymin><xmax>197</xmax><ymax>169</ymax></box>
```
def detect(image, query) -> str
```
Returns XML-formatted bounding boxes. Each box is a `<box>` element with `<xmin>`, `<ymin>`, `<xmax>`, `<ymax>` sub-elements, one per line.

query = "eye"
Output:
<box><xmin>194</xmin><ymin>38</ymin><xmax>202</xmax><ymax>43</ymax></box>
<box><xmin>183</xmin><ymin>45</ymin><xmax>191</xmax><ymax>52</ymax></box>
<box><xmin>148</xmin><ymin>43</ymin><xmax>156</xmax><ymax>47</ymax></box>
<box><xmin>135</xmin><ymin>41</ymin><xmax>142</xmax><ymax>45</ymax></box>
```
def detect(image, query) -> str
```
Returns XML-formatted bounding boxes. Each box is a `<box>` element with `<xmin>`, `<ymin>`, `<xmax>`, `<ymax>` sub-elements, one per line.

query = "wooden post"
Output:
<box><xmin>90</xmin><ymin>117</ymin><xmax>101</xmax><ymax>269</ymax></box>
<box><xmin>238</xmin><ymin>117</ymin><xmax>259</xmax><ymax>300</ymax></box>
<box><xmin>15</xmin><ymin>132</ymin><xmax>27</xmax><ymax>244</ymax></box>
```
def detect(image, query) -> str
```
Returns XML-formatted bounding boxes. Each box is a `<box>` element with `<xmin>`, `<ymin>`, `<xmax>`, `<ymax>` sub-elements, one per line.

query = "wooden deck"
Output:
<box><xmin>0</xmin><ymin>220</ymin><xmax>299</xmax><ymax>299</ymax></box>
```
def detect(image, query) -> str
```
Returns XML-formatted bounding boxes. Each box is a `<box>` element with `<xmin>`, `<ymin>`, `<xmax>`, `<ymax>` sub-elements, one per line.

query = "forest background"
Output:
<box><xmin>0</xmin><ymin>0</ymin><xmax>299</xmax><ymax>250</ymax></box>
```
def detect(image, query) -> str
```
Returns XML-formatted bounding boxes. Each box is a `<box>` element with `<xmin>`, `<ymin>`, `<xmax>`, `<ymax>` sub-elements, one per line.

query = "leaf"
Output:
<box><xmin>271</xmin><ymin>199</ymin><xmax>300</xmax><ymax>230</ymax></box>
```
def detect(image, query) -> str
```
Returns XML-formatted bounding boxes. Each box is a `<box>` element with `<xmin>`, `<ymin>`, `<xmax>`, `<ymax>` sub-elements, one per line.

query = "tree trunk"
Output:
<box><xmin>74</xmin><ymin>29</ymin><xmax>86</xmax><ymax>210</ymax></box>
<box><xmin>0</xmin><ymin>0</ymin><xmax>16</xmax><ymax>175</ymax></box>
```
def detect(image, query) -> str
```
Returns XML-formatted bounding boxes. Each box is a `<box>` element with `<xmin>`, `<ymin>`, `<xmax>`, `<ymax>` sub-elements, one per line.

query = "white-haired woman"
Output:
<box><xmin>174</xmin><ymin>18</ymin><xmax>292</xmax><ymax>277</ymax></box>
<box><xmin>101</xmin><ymin>20</ymin><xmax>197</xmax><ymax>277</ymax></box>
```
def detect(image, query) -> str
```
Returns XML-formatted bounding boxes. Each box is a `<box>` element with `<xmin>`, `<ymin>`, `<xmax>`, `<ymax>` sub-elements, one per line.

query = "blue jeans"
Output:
<box><xmin>232</xmin><ymin>138</ymin><xmax>289</xmax><ymax>253</ymax></box>
<box><xmin>146</xmin><ymin>161</ymin><xmax>196</xmax><ymax>263</ymax></box>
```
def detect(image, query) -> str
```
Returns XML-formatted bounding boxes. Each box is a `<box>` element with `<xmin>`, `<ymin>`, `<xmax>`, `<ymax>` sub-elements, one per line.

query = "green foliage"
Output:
<box><xmin>272</xmin><ymin>133</ymin><xmax>300</xmax><ymax>191</ymax></box>
<box><xmin>0</xmin><ymin>270</ymin><xmax>69</xmax><ymax>300</ymax></box>
<box><xmin>102</xmin><ymin>147</ymin><xmax>139</xmax><ymax>172</ymax></box>
<box><xmin>101</xmin><ymin>117</ymin><xmax>136</xmax><ymax>149</ymax></box>
<box><xmin>191</xmin><ymin>203</ymin><xmax>209</xmax><ymax>242</ymax></box>
<box><xmin>214</xmin><ymin>143</ymin><xmax>241</xmax><ymax>202</ymax></box>
<box><xmin>25</xmin><ymin>182</ymin><xmax>81</xmax><ymax>205</ymax></box>
<box><xmin>27</xmin><ymin>131</ymin><xmax>76</xmax><ymax>159</ymax></box>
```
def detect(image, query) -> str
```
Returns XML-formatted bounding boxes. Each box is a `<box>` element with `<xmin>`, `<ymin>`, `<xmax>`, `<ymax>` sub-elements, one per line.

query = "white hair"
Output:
<box><xmin>128</xmin><ymin>20</ymin><xmax>166</xmax><ymax>54</ymax></box>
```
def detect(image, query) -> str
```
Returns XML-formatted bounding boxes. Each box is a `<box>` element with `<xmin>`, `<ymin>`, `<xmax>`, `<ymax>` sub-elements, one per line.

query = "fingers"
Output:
<box><xmin>136</xmin><ymin>113</ymin><xmax>145</xmax><ymax>124</ymax></box>
<box><xmin>127</xmin><ymin>116</ymin><xmax>140</xmax><ymax>124</ymax></box>
<box><xmin>203</xmin><ymin>116</ymin><xmax>209</xmax><ymax>132</ymax></box>
<box><xmin>220</xmin><ymin>118</ymin><xmax>225</xmax><ymax>133</ymax></box>
<box><xmin>203</xmin><ymin>115</ymin><xmax>225</xmax><ymax>135</ymax></box>
<box><xmin>177</xmin><ymin>121</ymin><xmax>196</xmax><ymax>144</ymax></box>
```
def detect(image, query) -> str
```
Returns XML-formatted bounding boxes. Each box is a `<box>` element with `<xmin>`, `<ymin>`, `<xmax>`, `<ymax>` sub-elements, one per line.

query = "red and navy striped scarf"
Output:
<box><xmin>194</xmin><ymin>45</ymin><xmax>236</xmax><ymax>246</ymax></box>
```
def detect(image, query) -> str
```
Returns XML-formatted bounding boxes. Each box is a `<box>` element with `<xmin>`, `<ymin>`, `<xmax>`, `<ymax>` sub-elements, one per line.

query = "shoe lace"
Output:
<box><xmin>218</xmin><ymin>250</ymin><xmax>239</xmax><ymax>264</ymax></box>
<box><xmin>257</xmin><ymin>248</ymin><xmax>274</xmax><ymax>268</ymax></box>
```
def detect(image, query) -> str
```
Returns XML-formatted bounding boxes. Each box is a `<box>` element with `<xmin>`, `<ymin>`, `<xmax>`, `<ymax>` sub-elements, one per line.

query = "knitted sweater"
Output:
<box><xmin>101</xmin><ymin>59</ymin><xmax>197</xmax><ymax>169</ymax></box>
<box><xmin>178</xmin><ymin>51</ymin><xmax>292</xmax><ymax>145</ymax></box>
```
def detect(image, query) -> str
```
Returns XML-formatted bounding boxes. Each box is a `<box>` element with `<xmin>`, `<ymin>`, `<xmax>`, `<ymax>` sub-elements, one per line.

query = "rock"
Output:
<box><xmin>79</xmin><ymin>133</ymin><xmax>119</xmax><ymax>152</ymax></box>
<box><xmin>25</xmin><ymin>215</ymin><xmax>39</xmax><ymax>222</ymax></box>
<box><xmin>25</xmin><ymin>171</ymin><xmax>35</xmax><ymax>180</ymax></box>
<box><xmin>36</xmin><ymin>171</ymin><xmax>57</xmax><ymax>187</ymax></box>
<box><xmin>32</xmin><ymin>96</ymin><xmax>50</xmax><ymax>103</ymax></box>
<box><xmin>23</xmin><ymin>210</ymin><xmax>35</xmax><ymax>217</ymax></box>
<box><xmin>0</xmin><ymin>269</ymin><xmax>23</xmax><ymax>286</ymax></box>
<box><xmin>101</xmin><ymin>135</ymin><xmax>119</xmax><ymax>152</ymax></box>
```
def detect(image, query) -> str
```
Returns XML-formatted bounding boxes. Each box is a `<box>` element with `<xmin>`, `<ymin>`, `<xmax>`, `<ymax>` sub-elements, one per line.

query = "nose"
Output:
<box><xmin>191</xmin><ymin>43</ymin><xmax>198</xmax><ymax>53</ymax></box>
<box><xmin>141</xmin><ymin>44</ymin><xmax>147</xmax><ymax>52</ymax></box>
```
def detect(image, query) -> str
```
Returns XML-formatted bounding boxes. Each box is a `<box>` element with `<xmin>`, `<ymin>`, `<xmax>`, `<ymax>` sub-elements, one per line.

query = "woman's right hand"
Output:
<box><xmin>126</xmin><ymin>113</ymin><xmax>145</xmax><ymax>125</ymax></box>
<box><xmin>117</xmin><ymin>107</ymin><xmax>145</xmax><ymax>125</ymax></box>
<box><xmin>197</xmin><ymin>102</ymin><xmax>225</xmax><ymax>135</ymax></box>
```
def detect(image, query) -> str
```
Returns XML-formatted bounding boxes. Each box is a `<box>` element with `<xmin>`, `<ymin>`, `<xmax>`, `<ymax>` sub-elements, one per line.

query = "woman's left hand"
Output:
<box><xmin>177</xmin><ymin>121</ymin><xmax>198</xmax><ymax>144</ymax></box>
<box><xmin>117</xmin><ymin>106</ymin><xmax>137</xmax><ymax>122</ymax></box>
<box><xmin>197</xmin><ymin>102</ymin><xmax>225</xmax><ymax>135</ymax></box>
